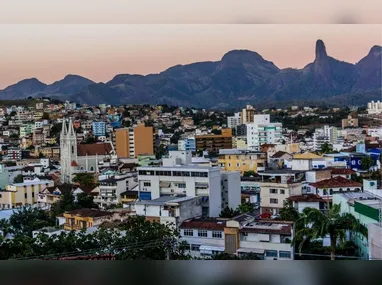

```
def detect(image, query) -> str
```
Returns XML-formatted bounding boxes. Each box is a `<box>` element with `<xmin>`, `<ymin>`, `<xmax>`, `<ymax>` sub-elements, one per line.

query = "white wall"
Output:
<box><xmin>292</xmin><ymin>160</ymin><xmax>312</xmax><ymax>171</ymax></box>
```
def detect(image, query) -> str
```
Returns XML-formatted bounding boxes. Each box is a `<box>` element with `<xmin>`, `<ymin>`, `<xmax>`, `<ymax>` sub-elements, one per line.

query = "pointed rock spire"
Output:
<box><xmin>315</xmin><ymin>39</ymin><xmax>328</xmax><ymax>62</ymax></box>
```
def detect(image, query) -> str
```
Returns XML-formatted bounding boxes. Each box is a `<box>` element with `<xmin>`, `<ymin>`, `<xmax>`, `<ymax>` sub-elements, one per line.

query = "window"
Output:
<box><xmin>279</xmin><ymin>251</ymin><xmax>291</xmax><ymax>259</ymax></box>
<box><xmin>270</xmin><ymin>198</ymin><xmax>278</xmax><ymax>204</ymax></box>
<box><xmin>323</xmin><ymin>189</ymin><xmax>328</xmax><ymax>195</ymax></box>
<box><xmin>24</xmin><ymin>193</ymin><xmax>27</xmax><ymax>198</ymax></box>
<box><xmin>143</xmin><ymin>182</ymin><xmax>151</xmax><ymax>187</ymax></box>
<box><xmin>236</xmin><ymin>163</ymin><xmax>240</xmax><ymax>167</ymax></box>
<box><xmin>198</xmin><ymin>230</ymin><xmax>208</xmax><ymax>237</ymax></box>
<box><xmin>0</xmin><ymin>194</ymin><xmax>2</xmax><ymax>198</ymax></box>
<box><xmin>280</xmin><ymin>189</ymin><xmax>285</xmax><ymax>194</ymax></box>
<box><xmin>270</xmin><ymin>189</ymin><xmax>278</xmax><ymax>194</ymax></box>
<box><xmin>265</xmin><ymin>250</ymin><xmax>278</xmax><ymax>257</ymax></box>
<box><xmin>191</xmin><ymin>172</ymin><xmax>208</xmax><ymax>178</ymax></box>
<box><xmin>32</xmin><ymin>192</ymin><xmax>35</xmax><ymax>198</ymax></box>
<box><xmin>191</xmin><ymin>244</ymin><xmax>200</xmax><ymax>251</ymax></box>
<box><xmin>330</xmin><ymin>189</ymin><xmax>333</xmax><ymax>195</ymax></box>
<box><xmin>212</xmin><ymin>231</ymin><xmax>222</xmax><ymax>238</ymax></box>
<box><xmin>228</xmin><ymin>163</ymin><xmax>231</xmax><ymax>167</ymax></box>
<box><xmin>178</xmin><ymin>183</ymin><xmax>186</xmax><ymax>189</ymax></box>
<box><xmin>183</xmin><ymin>229</ymin><xmax>193</xmax><ymax>236</ymax></box>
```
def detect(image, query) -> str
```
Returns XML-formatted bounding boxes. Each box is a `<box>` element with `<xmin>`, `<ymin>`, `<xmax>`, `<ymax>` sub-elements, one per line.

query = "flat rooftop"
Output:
<box><xmin>258</xmin><ymin>170</ymin><xmax>303</xmax><ymax>176</ymax></box>
<box><xmin>136</xmin><ymin>195</ymin><xmax>198</xmax><ymax>206</ymax></box>
<box><xmin>138</xmin><ymin>165</ymin><xmax>219</xmax><ymax>171</ymax></box>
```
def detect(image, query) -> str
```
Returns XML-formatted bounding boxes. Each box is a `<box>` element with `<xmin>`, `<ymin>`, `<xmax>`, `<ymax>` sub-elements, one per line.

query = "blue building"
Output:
<box><xmin>92</xmin><ymin>121</ymin><xmax>106</xmax><ymax>137</ymax></box>
<box><xmin>178</xmin><ymin>138</ymin><xmax>196</xmax><ymax>152</ymax></box>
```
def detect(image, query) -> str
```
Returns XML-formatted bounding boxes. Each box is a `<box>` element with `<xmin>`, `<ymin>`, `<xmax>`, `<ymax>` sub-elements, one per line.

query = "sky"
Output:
<box><xmin>0</xmin><ymin>0</ymin><xmax>381</xmax><ymax>89</ymax></box>
<box><xmin>0</xmin><ymin>24</ymin><xmax>380</xmax><ymax>89</ymax></box>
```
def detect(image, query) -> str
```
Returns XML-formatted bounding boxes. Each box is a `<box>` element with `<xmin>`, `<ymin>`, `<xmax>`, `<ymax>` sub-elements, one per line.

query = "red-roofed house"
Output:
<box><xmin>327</xmin><ymin>167</ymin><xmax>356</xmax><ymax>179</ymax></box>
<box><xmin>288</xmin><ymin>194</ymin><xmax>331</xmax><ymax>213</ymax></box>
<box><xmin>309</xmin><ymin>176</ymin><xmax>362</xmax><ymax>198</ymax></box>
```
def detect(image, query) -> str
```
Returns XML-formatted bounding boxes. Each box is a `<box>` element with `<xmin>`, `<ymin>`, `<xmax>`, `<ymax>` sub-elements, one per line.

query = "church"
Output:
<box><xmin>60</xmin><ymin>118</ymin><xmax>116</xmax><ymax>183</ymax></box>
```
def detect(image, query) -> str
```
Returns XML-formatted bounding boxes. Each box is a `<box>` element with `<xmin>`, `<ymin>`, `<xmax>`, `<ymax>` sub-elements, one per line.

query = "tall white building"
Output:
<box><xmin>313</xmin><ymin>125</ymin><xmax>338</xmax><ymax>151</ymax></box>
<box><xmin>247</xmin><ymin>123</ymin><xmax>282</xmax><ymax>150</ymax></box>
<box><xmin>137</xmin><ymin>151</ymin><xmax>241</xmax><ymax>217</ymax></box>
<box><xmin>227</xmin><ymin>112</ymin><xmax>241</xmax><ymax>129</ymax></box>
<box><xmin>367</xmin><ymin>101</ymin><xmax>382</xmax><ymax>114</ymax></box>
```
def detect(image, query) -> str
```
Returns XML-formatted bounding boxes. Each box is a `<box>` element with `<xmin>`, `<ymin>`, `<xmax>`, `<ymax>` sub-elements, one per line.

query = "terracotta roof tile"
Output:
<box><xmin>327</xmin><ymin>167</ymin><xmax>356</xmax><ymax>175</ymax></box>
<box><xmin>288</xmin><ymin>194</ymin><xmax>331</xmax><ymax>203</ymax></box>
<box><xmin>77</xmin><ymin>143</ymin><xmax>112</xmax><ymax>156</ymax></box>
<box><xmin>309</xmin><ymin>176</ymin><xmax>361</xmax><ymax>188</ymax></box>
<box><xmin>179</xmin><ymin>219</ymin><xmax>226</xmax><ymax>231</ymax></box>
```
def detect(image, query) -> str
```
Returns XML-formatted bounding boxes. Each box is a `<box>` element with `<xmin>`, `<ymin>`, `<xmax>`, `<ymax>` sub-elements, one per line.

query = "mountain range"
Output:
<box><xmin>0</xmin><ymin>40</ymin><xmax>381</xmax><ymax>109</ymax></box>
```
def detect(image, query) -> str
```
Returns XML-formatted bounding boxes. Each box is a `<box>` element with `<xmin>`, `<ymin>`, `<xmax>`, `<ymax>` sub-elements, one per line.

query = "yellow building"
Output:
<box><xmin>63</xmin><ymin>209</ymin><xmax>128</xmax><ymax>231</ymax></box>
<box><xmin>120</xmin><ymin>190</ymin><xmax>138</xmax><ymax>203</ymax></box>
<box><xmin>0</xmin><ymin>179</ymin><xmax>54</xmax><ymax>209</ymax></box>
<box><xmin>218</xmin><ymin>149</ymin><xmax>267</xmax><ymax>175</ymax></box>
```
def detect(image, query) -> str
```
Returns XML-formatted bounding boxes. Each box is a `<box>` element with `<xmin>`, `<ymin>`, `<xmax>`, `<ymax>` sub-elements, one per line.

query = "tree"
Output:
<box><xmin>237</xmin><ymin>202</ymin><xmax>254</xmax><ymax>214</ymax></box>
<box><xmin>39</xmin><ymin>152</ymin><xmax>45</xmax><ymax>158</ymax></box>
<box><xmin>42</xmin><ymin>112</ymin><xmax>50</xmax><ymax>120</ymax></box>
<box><xmin>219</xmin><ymin>207</ymin><xmax>240</xmax><ymax>218</ymax></box>
<box><xmin>72</xmin><ymin>173</ymin><xmax>96</xmax><ymax>188</ymax></box>
<box><xmin>76</xmin><ymin>193</ymin><xmax>98</xmax><ymax>209</ymax></box>
<box><xmin>9</xmin><ymin>207</ymin><xmax>55</xmax><ymax>237</ymax></box>
<box><xmin>360</xmin><ymin>156</ymin><xmax>375</xmax><ymax>171</ymax></box>
<box><xmin>243</xmin><ymin>171</ymin><xmax>256</xmax><ymax>177</ymax></box>
<box><xmin>13</xmin><ymin>174</ymin><xmax>24</xmax><ymax>183</ymax></box>
<box><xmin>0</xmin><ymin>219</ymin><xmax>13</xmax><ymax>238</ymax></box>
<box><xmin>321</xmin><ymin>142</ymin><xmax>333</xmax><ymax>154</ymax></box>
<box><xmin>293</xmin><ymin>204</ymin><xmax>367</xmax><ymax>260</ymax></box>
<box><xmin>279</xmin><ymin>201</ymin><xmax>300</xmax><ymax>221</ymax></box>
<box><xmin>155</xmin><ymin>144</ymin><xmax>167</xmax><ymax>159</ymax></box>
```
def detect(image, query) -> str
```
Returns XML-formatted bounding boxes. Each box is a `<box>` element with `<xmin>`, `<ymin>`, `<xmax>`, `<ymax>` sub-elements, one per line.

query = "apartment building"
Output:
<box><xmin>241</xmin><ymin>105</ymin><xmax>256</xmax><ymax>124</ymax></box>
<box><xmin>247</xmin><ymin>123</ymin><xmax>282</xmax><ymax>150</ymax></box>
<box><xmin>63</xmin><ymin>209</ymin><xmax>130</xmax><ymax>231</ymax></box>
<box><xmin>257</xmin><ymin>170</ymin><xmax>304</xmax><ymax>214</ymax></box>
<box><xmin>218</xmin><ymin>149</ymin><xmax>267</xmax><ymax>175</ymax></box>
<box><xmin>178</xmin><ymin>137</ymin><xmax>196</xmax><ymax>152</ymax></box>
<box><xmin>115</xmin><ymin>123</ymin><xmax>154</xmax><ymax>158</ymax></box>
<box><xmin>0</xmin><ymin>179</ymin><xmax>54</xmax><ymax>209</ymax></box>
<box><xmin>227</xmin><ymin>113</ymin><xmax>241</xmax><ymax>129</ymax></box>
<box><xmin>138</xmin><ymin>166</ymin><xmax>222</xmax><ymax>217</ymax></box>
<box><xmin>19</xmin><ymin>123</ymin><xmax>34</xmax><ymax>138</ymax></box>
<box><xmin>7</xmin><ymin>148</ymin><xmax>22</xmax><ymax>161</ymax></box>
<box><xmin>92</xmin><ymin>121</ymin><xmax>106</xmax><ymax>137</ymax></box>
<box><xmin>135</xmin><ymin>196</ymin><xmax>202</xmax><ymax>227</ymax></box>
<box><xmin>95</xmin><ymin>176</ymin><xmax>130</xmax><ymax>208</ymax></box>
<box><xmin>179</xmin><ymin>214</ymin><xmax>294</xmax><ymax>260</ymax></box>
<box><xmin>195</xmin><ymin>129</ymin><xmax>232</xmax><ymax>153</ymax></box>
<box><xmin>342</xmin><ymin>113</ymin><xmax>359</xmax><ymax>129</ymax></box>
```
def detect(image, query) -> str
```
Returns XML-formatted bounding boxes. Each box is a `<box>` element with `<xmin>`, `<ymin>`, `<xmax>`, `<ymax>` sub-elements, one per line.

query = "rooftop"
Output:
<box><xmin>241</xmin><ymin>220</ymin><xmax>293</xmax><ymax>235</ymax></box>
<box><xmin>136</xmin><ymin>195</ymin><xmax>198</xmax><ymax>206</ymax></box>
<box><xmin>138</xmin><ymin>165</ymin><xmax>219</xmax><ymax>171</ymax></box>
<box><xmin>327</xmin><ymin>167</ymin><xmax>356</xmax><ymax>175</ymax></box>
<box><xmin>258</xmin><ymin>170</ymin><xmax>303</xmax><ymax>176</ymax></box>
<box><xmin>288</xmin><ymin>194</ymin><xmax>330</xmax><ymax>203</ymax></box>
<box><xmin>180</xmin><ymin>218</ymin><xmax>226</xmax><ymax>231</ymax></box>
<box><xmin>309</xmin><ymin>176</ymin><xmax>362</xmax><ymax>188</ymax></box>
<box><xmin>64</xmin><ymin>208</ymin><xmax>113</xmax><ymax>218</ymax></box>
<box><xmin>11</xmin><ymin>179</ymin><xmax>53</xmax><ymax>187</ymax></box>
<box><xmin>219</xmin><ymin>149</ymin><xmax>263</xmax><ymax>155</ymax></box>
<box><xmin>77</xmin><ymin>142</ymin><xmax>113</xmax><ymax>156</ymax></box>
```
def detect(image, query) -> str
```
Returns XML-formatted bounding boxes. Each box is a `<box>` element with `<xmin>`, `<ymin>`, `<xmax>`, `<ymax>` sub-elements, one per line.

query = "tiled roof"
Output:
<box><xmin>65</xmin><ymin>208</ymin><xmax>112</xmax><ymax>218</ymax></box>
<box><xmin>288</xmin><ymin>194</ymin><xmax>330</xmax><ymax>203</ymax></box>
<box><xmin>327</xmin><ymin>167</ymin><xmax>356</xmax><ymax>175</ymax></box>
<box><xmin>271</xmin><ymin>151</ymin><xmax>291</xmax><ymax>159</ymax></box>
<box><xmin>77</xmin><ymin>143</ymin><xmax>112</xmax><ymax>156</ymax></box>
<box><xmin>293</xmin><ymin>152</ymin><xmax>322</xmax><ymax>159</ymax></box>
<box><xmin>179</xmin><ymin>219</ymin><xmax>226</xmax><ymax>231</ymax></box>
<box><xmin>309</xmin><ymin>176</ymin><xmax>362</xmax><ymax>188</ymax></box>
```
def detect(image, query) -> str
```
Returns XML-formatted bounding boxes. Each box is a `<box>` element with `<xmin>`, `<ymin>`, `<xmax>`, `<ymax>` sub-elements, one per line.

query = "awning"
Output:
<box><xmin>237</xmin><ymin>248</ymin><xmax>265</xmax><ymax>254</ymax></box>
<box><xmin>159</xmin><ymin>181</ymin><xmax>171</xmax><ymax>188</ymax></box>
<box><xmin>199</xmin><ymin>245</ymin><xmax>225</xmax><ymax>254</ymax></box>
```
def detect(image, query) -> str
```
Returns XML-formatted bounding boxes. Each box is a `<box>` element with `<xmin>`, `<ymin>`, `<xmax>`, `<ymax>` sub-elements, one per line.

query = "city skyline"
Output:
<box><xmin>0</xmin><ymin>24</ymin><xmax>381</xmax><ymax>89</ymax></box>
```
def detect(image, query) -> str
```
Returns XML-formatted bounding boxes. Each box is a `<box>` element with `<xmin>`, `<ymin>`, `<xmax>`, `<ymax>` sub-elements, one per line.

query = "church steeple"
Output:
<box><xmin>68</xmin><ymin>118</ymin><xmax>76</xmax><ymax>137</ymax></box>
<box><xmin>61</xmin><ymin>118</ymin><xmax>68</xmax><ymax>137</ymax></box>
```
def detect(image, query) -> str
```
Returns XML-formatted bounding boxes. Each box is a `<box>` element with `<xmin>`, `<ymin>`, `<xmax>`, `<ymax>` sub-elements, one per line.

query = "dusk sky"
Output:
<box><xmin>0</xmin><ymin>24</ymin><xmax>381</xmax><ymax>89</ymax></box>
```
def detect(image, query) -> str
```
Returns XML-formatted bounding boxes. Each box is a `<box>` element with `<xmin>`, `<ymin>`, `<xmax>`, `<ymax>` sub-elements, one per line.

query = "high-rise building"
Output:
<box><xmin>241</xmin><ymin>105</ymin><xmax>256</xmax><ymax>124</ymax></box>
<box><xmin>115</xmin><ymin>124</ymin><xmax>154</xmax><ymax>158</ymax></box>
<box><xmin>367</xmin><ymin>101</ymin><xmax>382</xmax><ymax>114</ymax></box>
<box><xmin>227</xmin><ymin>112</ymin><xmax>241</xmax><ymax>129</ymax></box>
<box><xmin>195</xmin><ymin>129</ymin><xmax>232</xmax><ymax>153</ymax></box>
<box><xmin>246</xmin><ymin>123</ymin><xmax>282</xmax><ymax>150</ymax></box>
<box><xmin>92</xmin><ymin>121</ymin><xmax>106</xmax><ymax>137</ymax></box>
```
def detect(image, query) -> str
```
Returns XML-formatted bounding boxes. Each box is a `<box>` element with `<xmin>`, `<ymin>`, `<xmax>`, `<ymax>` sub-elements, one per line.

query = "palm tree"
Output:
<box><xmin>293</xmin><ymin>203</ymin><xmax>367</xmax><ymax>260</ymax></box>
